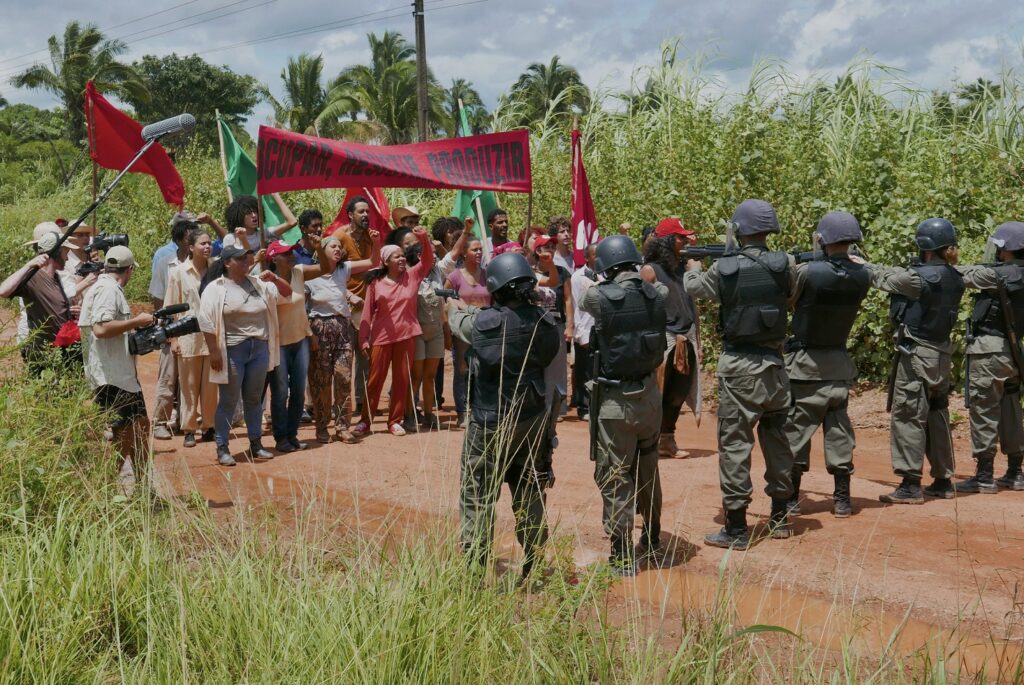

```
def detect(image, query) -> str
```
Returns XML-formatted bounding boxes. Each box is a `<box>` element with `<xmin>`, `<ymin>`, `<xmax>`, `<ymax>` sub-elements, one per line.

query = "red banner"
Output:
<box><xmin>255</xmin><ymin>126</ymin><xmax>532</xmax><ymax>195</ymax></box>
<box><xmin>570</xmin><ymin>129</ymin><xmax>598</xmax><ymax>267</ymax></box>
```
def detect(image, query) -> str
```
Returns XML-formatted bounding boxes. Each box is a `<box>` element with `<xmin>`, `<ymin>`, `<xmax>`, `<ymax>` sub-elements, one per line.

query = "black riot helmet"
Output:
<box><xmin>594</xmin><ymin>235</ymin><xmax>642</xmax><ymax>274</ymax></box>
<box><xmin>915</xmin><ymin>218</ymin><xmax>957</xmax><ymax>251</ymax></box>
<box><xmin>485</xmin><ymin>252</ymin><xmax>536</xmax><ymax>294</ymax></box>
<box><xmin>816</xmin><ymin>211</ymin><xmax>863</xmax><ymax>245</ymax></box>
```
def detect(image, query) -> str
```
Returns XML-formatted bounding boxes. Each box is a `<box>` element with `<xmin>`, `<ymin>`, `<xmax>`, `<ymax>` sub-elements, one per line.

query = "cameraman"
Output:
<box><xmin>79</xmin><ymin>246</ymin><xmax>157</xmax><ymax>496</ymax></box>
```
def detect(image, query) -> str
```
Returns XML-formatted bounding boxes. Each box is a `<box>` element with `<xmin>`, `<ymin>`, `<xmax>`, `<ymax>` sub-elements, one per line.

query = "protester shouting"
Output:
<box><xmin>357</xmin><ymin>226</ymin><xmax>434</xmax><ymax>437</ymax></box>
<box><xmin>443</xmin><ymin>235</ymin><xmax>491</xmax><ymax>426</ymax></box>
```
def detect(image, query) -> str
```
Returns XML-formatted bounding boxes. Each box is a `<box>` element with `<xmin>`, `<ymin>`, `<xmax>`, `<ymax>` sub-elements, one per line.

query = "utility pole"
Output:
<box><xmin>414</xmin><ymin>0</ymin><xmax>429</xmax><ymax>142</ymax></box>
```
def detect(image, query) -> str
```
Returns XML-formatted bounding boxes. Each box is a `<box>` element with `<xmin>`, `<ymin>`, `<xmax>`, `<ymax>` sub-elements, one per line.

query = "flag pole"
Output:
<box><xmin>90</xmin><ymin>96</ymin><xmax>98</xmax><ymax>229</ymax></box>
<box><xmin>215</xmin><ymin>110</ymin><xmax>233</xmax><ymax>203</ymax></box>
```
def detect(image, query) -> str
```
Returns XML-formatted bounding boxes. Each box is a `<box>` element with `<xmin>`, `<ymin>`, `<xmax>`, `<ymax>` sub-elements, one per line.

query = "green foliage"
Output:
<box><xmin>127</xmin><ymin>53</ymin><xmax>260</xmax><ymax>149</ymax></box>
<box><xmin>442</xmin><ymin>78</ymin><xmax>489</xmax><ymax>136</ymax></box>
<box><xmin>504</xmin><ymin>55</ymin><xmax>591</xmax><ymax>127</ymax></box>
<box><xmin>5</xmin><ymin>48</ymin><xmax>1024</xmax><ymax>379</ymax></box>
<box><xmin>9</xmin><ymin>21</ymin><xmax>150</xmax><ymax>144</ymax></box>
<box><xmin>320</xmin><ymin>31</ymin><xmax>445</xmax><ymax>143</ymax></box>
<box><xmin>0</xmin><ymin>103</ymin><xmax>84</xmax><ymax>201</ymax></box>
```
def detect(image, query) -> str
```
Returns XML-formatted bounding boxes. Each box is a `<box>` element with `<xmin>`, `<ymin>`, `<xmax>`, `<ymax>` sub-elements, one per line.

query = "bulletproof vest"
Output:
<box><xmin>592</xmin><ymin>277</ymin><xmax>667</xmax><ymax>381</ymax></box>
<box><xmin>718</xmin><ymin>250</ymin><xmax>790</xmax><ymax>349</ymax></box>
<box><xmin>469</xmin><ymin>304</ymin><xmax>560</xmax><ymax>426</ymax></box>
<box><xmin>790</xmin><ymin>257</ymin><xmax>870</xmax><ymax>348</ymax></box>
<box><xmin>889</xmin><ymin>263</ymin><xmax>965</xmax><ymax>343</ymax></box>
<box><xmin>969</xmin><ymin>263</ymin><xmax>1024</xmax><ymax>338</ymax></box>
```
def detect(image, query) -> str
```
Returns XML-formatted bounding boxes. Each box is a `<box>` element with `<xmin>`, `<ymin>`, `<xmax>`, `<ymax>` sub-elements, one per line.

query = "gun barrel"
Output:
<box><xmin>680</xmin><ymin>244</ymin><xmax>727</xmax><ymax>261</ymax></box>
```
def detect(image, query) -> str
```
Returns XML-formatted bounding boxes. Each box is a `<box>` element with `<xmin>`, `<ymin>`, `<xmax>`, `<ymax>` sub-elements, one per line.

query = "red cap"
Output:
<box><xmin>532</xmin><ymin>234</ymin><xmax>557</xmax><ymax>249</ymax></box>
<box><xmin>265</xmin><ymin>240</ymin><xmax>297</xmax><ymax>260</ymax></box>
<box><xmin>655</xmin><ymin>217</ymin><xmax>695</xmax><ymax>238</ymax></box>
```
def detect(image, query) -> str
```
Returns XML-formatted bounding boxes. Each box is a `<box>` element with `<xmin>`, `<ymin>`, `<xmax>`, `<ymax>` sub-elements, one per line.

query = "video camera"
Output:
<box><xmin>85</xmin><ymin>232</ymin><xmax>129</xmax><ymax>255</ymax></box>
<box><xmin>128</xmin><ymin>303</ymin><xmax>200</xmax><ymax>356</ymax></box>
<box><xmin>75</xmin><ymin>260</ymin><xmax>104</xmax><ymax>277</ymax></box>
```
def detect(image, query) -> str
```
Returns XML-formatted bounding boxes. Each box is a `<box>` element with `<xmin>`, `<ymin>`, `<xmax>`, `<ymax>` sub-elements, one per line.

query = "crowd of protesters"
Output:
<box><xmin>1</xmin><ymin>197</ymin><xmax>704</xmax><ymax>504</ymax></box>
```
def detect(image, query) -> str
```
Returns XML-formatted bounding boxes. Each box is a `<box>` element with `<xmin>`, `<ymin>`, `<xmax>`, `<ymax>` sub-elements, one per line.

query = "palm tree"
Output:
<box><xmin>317</xmin><ymin>31</ymin><xmax>444</xmax><ymax>144</ymax></box>
<box><xmin>507</xmin><ymin>55</ymin><xmax>590</xmax><ymax>127</ymax></box>
<box><xmin>0</xmin><ymin>93</ymin><xmax>7</xmax><ymax>108</ymax></box>
<box><xmin>261</xmin><ymin>54</ymin><xmax>329</xmax><ymax>135</ymax></box>
<box><xmin>442</xmin><ymin>78</ymin><xmax>489</xmax><ymax>136</ymax></box>
<box><xmin>9</xmin><ymin>21</ymin><xmax>149</xmax><ymax>143</ymax></box>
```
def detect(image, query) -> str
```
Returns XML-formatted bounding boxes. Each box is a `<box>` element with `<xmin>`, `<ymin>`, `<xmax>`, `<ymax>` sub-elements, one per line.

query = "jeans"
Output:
<box><xmin>216</xmin><ymin>338</ymin><xmax>270</xmax><ymax>448</ymax></box>
<box><xmin>269</xmin><ymin>338</ymin><xmax>309</xmax><ymax>441</ymax></box>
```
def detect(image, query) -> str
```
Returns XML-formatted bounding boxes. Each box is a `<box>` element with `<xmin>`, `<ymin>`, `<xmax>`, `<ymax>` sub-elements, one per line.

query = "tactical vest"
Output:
<box><xmin>592</xmin><ymin>277</ymin><xmax>668</xmax><ymax>381</ymax></box>
<box><xmin>889</xmin><ymin>263</ymin><xmax>965</xmax><ymax>343</ymax></box>
<box><xmin>469</xmin><ymin>304</ymin><xmax>560</xmax><ymax>426</ymax></box>
<box><xmin>718</xmin><ymin>250</ymin><xmax>790</xmax><ymax>350</ymax></box>
<box><xmin>790</xmin><ymin>257</ymin><xmax>870</xmax><ymax>348</ymax></box>
<box><xmin>969</xmin><ymin>263</ymin><xmax>1024</xmax><ymax>338</ymax></box>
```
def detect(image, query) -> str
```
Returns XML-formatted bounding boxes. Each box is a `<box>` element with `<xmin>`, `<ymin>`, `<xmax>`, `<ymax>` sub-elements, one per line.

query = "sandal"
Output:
<box><xmin>388</xmin><ymin>423</ymin><xmax>407</xmax><ymax>436</ymax></box>
<box><xmin>336</xmin><ymin>430</ymin><xmax>358</xmax><ymax>444</ymax></box>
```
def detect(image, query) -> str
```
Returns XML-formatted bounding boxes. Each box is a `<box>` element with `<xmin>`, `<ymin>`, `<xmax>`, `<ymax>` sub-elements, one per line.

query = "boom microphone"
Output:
<box><xmin>141</xmin><ymin>113</ymin><xmax>197</xmax><ymax>142</ymax></box>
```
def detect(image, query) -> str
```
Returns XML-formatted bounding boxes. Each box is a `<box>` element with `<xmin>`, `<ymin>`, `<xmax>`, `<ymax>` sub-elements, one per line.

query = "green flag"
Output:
<box><xmin>451</xmin><ymin>105</ymin><xmax>498</xmax><ymax>254</ymax></box>
<box><xmin>218</xmin><ymin>117</ymin><xmax>299</xmax><ymax>244</ymax></box>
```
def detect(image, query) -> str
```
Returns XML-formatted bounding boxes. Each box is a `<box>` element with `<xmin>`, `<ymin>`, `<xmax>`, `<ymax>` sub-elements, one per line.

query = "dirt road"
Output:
<box><xmin>144</xmin><ymin>352</ymin><xmax>1024</xmax><ymax>673</ymax></box>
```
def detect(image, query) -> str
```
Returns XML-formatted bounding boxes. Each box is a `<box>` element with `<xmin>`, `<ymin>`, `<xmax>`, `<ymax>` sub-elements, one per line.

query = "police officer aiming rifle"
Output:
<box><xmin>447</xmin><ymin>252</ymin><xmax>561</xmax><ymax>581</ymax></box>
<box><xmin>580</xmin><ymin>235</ymin><xmax>669</xmax><ymax>576</ymax></box>
<box><xmin>955</xmin><ymin>221</ymin><xmax>1024</xmax><ymax>493</ymax></box>
<box><xmin>783</xmin><ymin>211</ymin><xmax>871</xmax><ymax>518</ymax></box>
<box><xmin>684</xmin><ymin>199</ymin><xmax>798</xmax><ymax>550</ymax></box>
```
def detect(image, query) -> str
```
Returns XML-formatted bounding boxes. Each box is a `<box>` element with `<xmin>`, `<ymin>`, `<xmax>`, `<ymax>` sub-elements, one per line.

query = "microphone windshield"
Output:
<box><xmin>141</xmin><ymin>114</ymin><xmax>197</xmax><ymax>142</ymax></box>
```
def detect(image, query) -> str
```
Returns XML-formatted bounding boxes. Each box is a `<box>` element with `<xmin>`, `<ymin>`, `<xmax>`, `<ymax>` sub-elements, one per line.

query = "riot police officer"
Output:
<box><xmin>956</xmin><ymin>221</ymin><xmax>1024</xmax><ymax>493</ymax></box>
<box><xmin>867</xmin><ymin>218</ymin><xmax>965</xmax><ymax>503</ymax></box>
<box><xmin>579</xmin><ymin>235</ymin><xmax>669</xmax><ymax>575</ymax></box>
<box><xmin>784</xmin><ymin>212</ymin><xmax>871</xmax><ymax>518</ymax></box>
<box><xmin>447</xmin><ymin>252</ymin><xmax>561</xmax><ymax>580</ymax></box>
<box><xmin>683</xmin><ymin>199</ymin><xmax>797</xmax><ymax>550</ymax></box>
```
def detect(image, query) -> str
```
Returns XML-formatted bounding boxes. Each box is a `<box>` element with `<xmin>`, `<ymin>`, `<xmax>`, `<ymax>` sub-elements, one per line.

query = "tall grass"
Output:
<box><xmin>1</xmin><ymin>325</ymin><xmax>1019</xmax><ymax>682</ymax></box>
<box><xmin>3</xmin><ymin>48</ymin><xmax>1024</xmax><ymax>371</ymax></box>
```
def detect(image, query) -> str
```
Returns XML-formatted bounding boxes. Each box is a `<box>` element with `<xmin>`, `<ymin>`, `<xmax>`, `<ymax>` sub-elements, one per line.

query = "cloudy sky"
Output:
<box><xmin>2</xmin><ymin>0</ymin><xmax>1022</xmax><ymax>135</ymax></box>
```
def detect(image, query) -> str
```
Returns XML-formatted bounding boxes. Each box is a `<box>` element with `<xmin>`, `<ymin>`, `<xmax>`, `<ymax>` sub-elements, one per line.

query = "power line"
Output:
<box><xmin>0</xmin><ymin>0</ymin><xmax>205</xmax><ymax>67</ymax></box>
<box><xmin>0</xmin><ymin>0</ymin><xmax>273</xmax><ymax>80</ymax></box>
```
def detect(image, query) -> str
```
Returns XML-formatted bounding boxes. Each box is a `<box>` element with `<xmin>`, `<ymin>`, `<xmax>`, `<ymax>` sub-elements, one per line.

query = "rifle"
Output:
<box><xmin>964</xmin><ymin>319</ymin><xmax>976</xmax><ymax>409</ymax></box>
<box><xmin>996</xmin><ymin>276</ymin><xmax>1024</xmax><ymax>379</ymax></box>
<box><xmin>680</xmin><ymin>244</ymin><xmax>728</xmax><ymax>261</ymax></box>
<box><xmin>885</xmin><ymin>323</ymin><xmax>911</xmax><ymax>413</ymax></box>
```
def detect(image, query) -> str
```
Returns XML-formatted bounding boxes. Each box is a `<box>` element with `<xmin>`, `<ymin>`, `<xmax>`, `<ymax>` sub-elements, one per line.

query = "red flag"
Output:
<box><xmin>325</xmin><ymin>187</ymin><xmax>392</xmax><ymax>240</ymax></box>
<box><xmin>570</xmin><ymin>128</ymin><xmax>598</xmax><ymax>267</ymax></box>
<box><xmin>84</xmin><ymin>81</ymin><xmax>185</xmax><ymax>206</ymax></box>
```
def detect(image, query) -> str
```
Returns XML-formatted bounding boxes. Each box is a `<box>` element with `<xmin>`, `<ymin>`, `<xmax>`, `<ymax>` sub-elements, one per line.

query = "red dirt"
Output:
<box><xmin>137</xmin><ymin>350</ymin><xmax>1024</xmax><ymax>675</ymax></box>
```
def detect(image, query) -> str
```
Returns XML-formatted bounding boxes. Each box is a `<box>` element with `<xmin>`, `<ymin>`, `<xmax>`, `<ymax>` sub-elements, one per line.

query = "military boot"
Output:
<box><xmin>833</xmin><ymin>473</ymin><xmax>852</xmax><ymax>518</ymax></box>
<box><xmin>704</xmin><ymin>509</ymin><xmax>750</xmax><ymax>550</ymax></box>
<box><xmin>879</xmin><ymin>477</ymin><xmax>924</xmax><ymax>504</ymax></box>
<box><xmin>769</xmin><ymin>499</ymin><xmax>792</xmax><ymax>539</ymax></box>
<box><xmin>786</xmin><ymin>470</ymin><xmax>803</xmax><ymax>515</ymax></box>
<box><xmin>924</xmin><ymin>478</ymin><xmax>955</xmax><ymax>499</ymax></box>
<box><xmin>955</xmin><ymin>458</ymin><xmax>997</xmax><ymax>494</ymax></box>
<box><xmin>608</xmin><ymin>536</ymin><xmax>637</xmax><ymax>577</ymax></box>
<box><xmin>996</xmin><ymin>454</ymin><xmax>1024</xmax><ymax>491</ymax></box>
<box><xmin>637</xmin><ymin>524</ymin><xmax>662</xmax><ymax>567</ymax></box>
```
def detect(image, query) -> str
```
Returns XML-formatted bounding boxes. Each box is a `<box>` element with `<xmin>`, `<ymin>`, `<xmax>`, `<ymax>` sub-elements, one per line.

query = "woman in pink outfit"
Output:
<box><xmin>356</xmin><ymin>226</ymin><xmax>434</xmax><ymax>436</ymax></box>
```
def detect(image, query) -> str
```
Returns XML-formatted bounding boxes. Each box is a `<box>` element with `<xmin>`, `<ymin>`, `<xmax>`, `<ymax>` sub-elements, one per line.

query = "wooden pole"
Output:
<box><xmin>526</xmin><ymin>191</ymin><xmax>534</xmax><ymax>230</ymax></box>
<box><xmin>413</xmin><ymin>0</ymin><xmax>429</xmax><ymax>142</ymax></box>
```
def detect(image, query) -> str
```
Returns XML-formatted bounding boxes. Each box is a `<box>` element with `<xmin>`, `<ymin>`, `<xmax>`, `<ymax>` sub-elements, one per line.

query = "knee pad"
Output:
<box><xmin>1006</xmin><ymin>382</ymin><xmax>1021</xmax><ymax>397</ymax></box>
<box><xmin>928</xmin><ymin>393</ymin><xmax>950</xmax><ymax>410</ymax></box>
<box><xmin>637</xmin><ymin>433</ymin><xmax>659</xmax><ymax>458</ymax></box>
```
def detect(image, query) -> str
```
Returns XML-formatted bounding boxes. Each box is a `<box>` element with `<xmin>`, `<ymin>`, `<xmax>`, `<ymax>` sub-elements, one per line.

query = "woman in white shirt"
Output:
<box><xmin>305</xmin><ymin>232</ymin><xmax>379</xmax><ymax>443</ymax></box>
